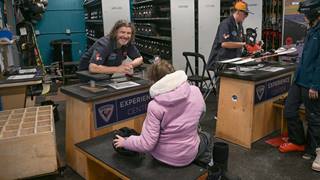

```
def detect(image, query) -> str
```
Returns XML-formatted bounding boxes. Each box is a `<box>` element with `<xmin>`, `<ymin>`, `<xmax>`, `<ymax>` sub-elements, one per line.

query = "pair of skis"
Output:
<box><xmin>219</xmin><ymin>47</ymin><xmax>297</xmax><ymax>65</ymax></box>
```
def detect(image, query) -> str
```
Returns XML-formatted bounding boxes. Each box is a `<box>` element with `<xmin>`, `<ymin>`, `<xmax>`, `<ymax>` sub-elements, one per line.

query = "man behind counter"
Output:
<box><xmin>207</xmin><ymin>0</ymin><xmax>251</xmax><ymax>69</ymax></box>
<box><xmin>79</xmin><ymin>20</ymin><xmax>143</xmax><ymax>75</ymax></box>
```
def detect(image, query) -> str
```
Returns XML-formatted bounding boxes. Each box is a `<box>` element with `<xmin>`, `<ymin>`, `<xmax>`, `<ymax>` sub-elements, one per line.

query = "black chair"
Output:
<box><xmin>182</xmin><ymin>52</ymin><xmax>215</xmax><ymax>99</ymax></box>
<box><xmin>207</xmin><ymin>61</ymin><xmax>228</xmax><ymax>96</ymax></box>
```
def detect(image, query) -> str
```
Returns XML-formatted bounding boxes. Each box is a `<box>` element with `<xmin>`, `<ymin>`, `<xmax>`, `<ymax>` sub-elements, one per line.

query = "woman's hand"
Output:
<box><xmin>113</xmin><ymin>135</ymin><xmax>126</xmax><ymax>148</ymax></box>
<box><xmin>309</xmin><ymin>88</ymin><xmax>319</xmax><ymax>99</ymax></box>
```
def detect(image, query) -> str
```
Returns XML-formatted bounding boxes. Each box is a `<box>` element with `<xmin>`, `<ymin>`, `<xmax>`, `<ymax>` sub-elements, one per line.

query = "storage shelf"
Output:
<box><xmin>132</xmin><ymin>0</ymin><xmax>172</xmax><ymax>65</ymax></box>
<box><xmin>63</xmin><ymin>61</ymin><xmax>79</xmax><ymax>66</ymax></box>
<box><xmin>140</xmin><ymin>51</ymin><xmax>154</xmax><ymax>58</ymax></box>
<box><xmin>83</xmin><ymin>0</ymin><xmax>101</xmax><ymax>7</ymax></box>
<box><xmin>136</xmin><ymin>34</ymin><xmax>171</xmax><ymax>41</ymax></box>
<box><xmin>133</xmin><ymin>0</ymin><xmax>153</xmax><ymax>5</ymax></box>
<box><xmin>133</xmin><ymin>0</ymin><xmax>169</xmax><ymax>5</ymax></box>
<box><xmin>85</xmin><ymin>19</ymin><xmax>103</xmax><ymax>24</ymax></box>
<box><xmin>84</xmin><ymin>0</ymin><xmax>104</xmax><ymax>58</ymax></box>
<box><xmin>132</xmin><ymin>17</ymin><xmax>170</xmax><ymax>21</ymax></box>
<box><xmin>64</xmin><ymin>74</ymin><xmax>78</xmax><ymax>78</ymax></box>
<box><xmin>86</xmin><ymin>36</ymin><xmax>98</xmax><ymax>42</ymax></box>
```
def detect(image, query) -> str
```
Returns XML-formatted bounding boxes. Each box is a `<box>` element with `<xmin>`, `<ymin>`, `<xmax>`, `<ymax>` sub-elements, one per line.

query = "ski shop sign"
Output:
<box><xmin>254</xmin><ymin>75</ymin><xmax>291</xmax><ymax>104</ymax></box>
<box><xmin>93</xmin><ymin>92</ymin><xmax>150</xmax><ymax>129</ymax></box>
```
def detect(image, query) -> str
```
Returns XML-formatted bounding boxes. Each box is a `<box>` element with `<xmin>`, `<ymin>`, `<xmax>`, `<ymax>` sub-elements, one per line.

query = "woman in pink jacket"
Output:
<box><xmin>114</xmin><ymin>59</ymin><xmax>212</xmax><ymax>167</ymax></box>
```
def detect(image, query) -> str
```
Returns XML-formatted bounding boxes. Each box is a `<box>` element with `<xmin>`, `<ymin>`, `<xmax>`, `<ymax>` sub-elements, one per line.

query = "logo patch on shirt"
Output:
<box><xmin>95</xmin><ymin>52</ymin><xmax>102</xmax><ymax>61</ymax></box>
<box><xmin>231</xmin><ymin>31</ymin><xmax>237</xmax><ymax>36</ymax></box>
<box><xmin>122</xmin><ymin>51</ymin><xmax>127</xmax><ymax>57</ymax></box>
<box><xmin>223</xmin><ymin>33</ymin><xmax>230</xmax><ymax>39</ymax></box>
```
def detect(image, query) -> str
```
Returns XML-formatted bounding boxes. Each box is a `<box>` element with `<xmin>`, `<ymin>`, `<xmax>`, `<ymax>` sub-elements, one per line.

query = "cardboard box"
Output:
<box><xmin>0</xmin><ymin>106</ymin><xmax>57</xmax><ymax>180</ymax></box>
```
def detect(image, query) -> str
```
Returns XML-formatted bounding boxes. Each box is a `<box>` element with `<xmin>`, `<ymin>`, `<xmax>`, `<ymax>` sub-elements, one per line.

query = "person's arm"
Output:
<box><xmin>121</xmin><ymin>101</ymin><xmax>162</xmax><ymax>152</ymax></box>
<box><xmin>127</xmin><ymin>43</ymin><xmax>143</xmax><ymax>67</ymax></box>
<box><xmin>130</xmin><ymin>56</ymin><xmax>143</xmax><ymax>67</ymax></box>
<box><xmin>221</xmin><ymin>41</ymin><xmax>246</xmax><ymax>49</ymax></box>
<box><xmin>309</xmin><ymin>41</ymin><xmax>320</xmax><ymax>99</ymax></box>
<box><xmin>217</xmin><ymin>21</ymin><xmax>245</xmax><ymax>49</ymax></box>
<box><xmin>88</xmin><ymin>63</ymin><xmax>132</xmax><ymax>74</ymax></box>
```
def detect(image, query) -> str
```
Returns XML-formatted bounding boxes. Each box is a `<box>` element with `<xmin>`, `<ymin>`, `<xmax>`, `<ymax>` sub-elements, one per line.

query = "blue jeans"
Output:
<box><xmin>284</xmin><ymin>83</ymin><xmax>320</xmax><ymax>155</ymax></box>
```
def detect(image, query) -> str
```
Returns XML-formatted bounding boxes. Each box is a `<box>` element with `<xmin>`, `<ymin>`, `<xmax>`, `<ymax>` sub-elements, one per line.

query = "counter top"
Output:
<box><xmin>60</xmin><ymin>77</ymin><xmax>151</xmax><ymax>102</ymax></box>
<box><xmin>218</xmin><ymin>62</ymin><xmax>297</xmax><ymax>81</ymax></box>
<box><xmin>0</xmin><ymin>74</ymin><xmax>43</xmax><ymax>88</ymax></box>
<box><xmin>76</xmin><ymin>132</ymin><xmax>207</xmax><ymax>180</ymax></box>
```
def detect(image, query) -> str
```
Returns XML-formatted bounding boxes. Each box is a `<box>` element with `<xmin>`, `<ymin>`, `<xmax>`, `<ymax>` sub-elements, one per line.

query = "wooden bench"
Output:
<box><xmin>273</xmin><ymin>98</ymin><xmax>305</xmax><ymax>134</ymax></box>
<box><xmin>75</xmin><ymin>132</ymin><xmax>208</xmax><ymax>180</ymax></box>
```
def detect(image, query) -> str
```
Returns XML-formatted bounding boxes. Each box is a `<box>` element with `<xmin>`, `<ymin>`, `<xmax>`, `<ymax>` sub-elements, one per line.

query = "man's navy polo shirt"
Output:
<box><xmin>207</xmin><ymin>15</ymin><xmax>244</xmax><ymax>69</ymax></box>
<box><xmin>79</xmin><ymin>36</ymin><xmax>141</xmax><ymax>70</ymax></box>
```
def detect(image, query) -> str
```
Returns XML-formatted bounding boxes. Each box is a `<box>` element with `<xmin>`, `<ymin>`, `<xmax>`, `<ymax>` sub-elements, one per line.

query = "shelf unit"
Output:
<box><xmin>220</xmin><ymin>0</ymin><xmax>233</xmax><ymax>22</ymax></box>
<box><xmin>83</xmin><ymin>0</ymin><xmax>104</xmax><ymax>47</ymax></box>
<box><xmin>262</xmin><ymin>0</ymin><xmax>283</xmax><ymax>51</ymax></box>
<box><xmin>131</xmin><ymin>0</ymin><xmax>172</xmax><ymax>63</ymax></box>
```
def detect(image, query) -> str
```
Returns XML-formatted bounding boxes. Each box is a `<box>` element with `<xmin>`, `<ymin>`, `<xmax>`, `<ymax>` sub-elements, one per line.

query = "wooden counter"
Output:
<box><xmin>60</xmin><ymin>77</ymin><xmax>151</xmax><ymax>178</ymax></box>
<box><xmin>216</xmin><ymin>62</ymin><xmax>296</xmax><ymax>149</ymax></box>
<box><xmin>0</xmin><ymin>75</ymin><xmax>42</xmax><ymax>110</ymax></box>
<box><xmin>75</xmin><ymin>132</ymin><xmax>207</xmax><ymax>180</ymax></box>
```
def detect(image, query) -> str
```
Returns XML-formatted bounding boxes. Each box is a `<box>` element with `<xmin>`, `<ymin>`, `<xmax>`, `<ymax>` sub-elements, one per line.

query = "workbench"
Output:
<box><xmin>215</xmin><ymin>62</ymin><xmax>296</xmax><ymax>148</ymax></box>
<box><xmin>60</xmin><ymin>76</ymin><xmax>151</xmax><ymax>178</ymax></box>
<box><xmin>76</xmin><ymin>132</ymin><xmax>207</xmax><ymax>180</ymax></box>
<box><xmin>0</xmin><ymin>73</ymin><xmax>42</xmax><ymax>110</ymax></box>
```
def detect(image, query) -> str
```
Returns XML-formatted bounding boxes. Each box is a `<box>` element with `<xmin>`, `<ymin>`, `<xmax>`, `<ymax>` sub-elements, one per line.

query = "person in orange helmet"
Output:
<box><xmin>207</xmin><ymin>0</ymin><xmax>252</xmax><ymax>69</ymax></box>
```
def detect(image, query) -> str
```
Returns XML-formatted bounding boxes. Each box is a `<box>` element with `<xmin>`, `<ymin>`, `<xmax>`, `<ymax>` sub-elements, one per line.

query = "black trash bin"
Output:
<box><xmin>50</xmin><ymin>39</ymin><xmax>73</xmax><ymax>62</ymax></box>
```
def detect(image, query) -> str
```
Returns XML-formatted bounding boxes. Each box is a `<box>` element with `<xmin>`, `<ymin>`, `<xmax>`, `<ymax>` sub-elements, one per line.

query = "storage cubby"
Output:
<box><xmin>7</xmin><ymin>119</ymin><xmax>22</xmax><ymax>125</ymax></box>
<box><xmin>2</xmin><ymin>130</ymin><xmax>18</xmax><ymax>138</ymax></box>
<box><xmin>11</xmin><ymin>114</ymin><xmax>23</xmax><ymax>119</ymax></box>
<box><xmin>20</xmin><ymin>128</ymin><xmax>35</xmax><ymax>136</ymax></box>
<box><xmin>5</xmin><ymin>124</ymin><xmax>19</xmax><ymax>131</ymax></box>
<box><xmin>0</xmin><ymin>120</ymin><xmax>6</xmax><ymax>126</ymax></box>
<box><xmin>38</xmin><ymin>120</ymin><xmax>51</xmax><ymax>126</ymax></box>
<box><xmin>37</xmin><ymin>126</ymin><xmax>52</xmax><ymax>133</ymax></box>
<box><xmin>24</xmin><ymin>116</ymin><xmax>36</xmax><ymax>122</ymax></box>
<box><xmin>0</xmin><ymin>106</ymin><xmax>53</xmax><ymax>139</ymax></box>
<box><xmin>38</xmin><ymin>115</ymin><xmax>51</xmax><ymax>121</ymax></box>
<box><xmin>22</xmin><ymin>122</ymin><xmax>35</xmax><ymax>128</ymax></box>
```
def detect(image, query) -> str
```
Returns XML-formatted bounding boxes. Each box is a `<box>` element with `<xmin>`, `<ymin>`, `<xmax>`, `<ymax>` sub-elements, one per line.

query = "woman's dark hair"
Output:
<box><xmin>147</xmin><ymin>59</ymin><xmax>175</xmax><ymax>82</ymax></box>
<box><xmin>109</xmin><ymin>19</ymin><xmax>136</xmax><ymax>42</ymax></box>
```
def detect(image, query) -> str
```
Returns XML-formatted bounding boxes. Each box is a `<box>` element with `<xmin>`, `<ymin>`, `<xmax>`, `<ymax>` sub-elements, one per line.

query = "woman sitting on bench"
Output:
<box><xmin>114</xmin><ymin>59</ymin><xmax>212</xmax><ymax>167</ymax></box>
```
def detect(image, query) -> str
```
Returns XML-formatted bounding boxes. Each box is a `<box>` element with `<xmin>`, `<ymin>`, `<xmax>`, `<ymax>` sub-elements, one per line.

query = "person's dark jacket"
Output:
<box><xmin>295</xmin><ymin>22</ymin><xmax>320</xmax><ymax>90</ymax></box>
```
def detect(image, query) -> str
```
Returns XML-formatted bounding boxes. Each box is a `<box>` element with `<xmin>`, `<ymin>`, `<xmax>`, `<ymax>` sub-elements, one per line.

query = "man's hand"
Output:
<box><xmin>113</xmin><ymin>135</ymin><xmax>126</xmax><ymax>148</ymax></box>
<box><xmin>309</xmin><ymin>88</ymin><xmax>319</xmax><ymax>99</ymax></box>
<box><xmin>118</xmin><ymin>63</ymin><xmax>133</xmax><ymax>74</ymax></box>
<box><xmin>221</xmin><ymin>42</ymin><xmax>246</xmax><ymax>49</ymax></box>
